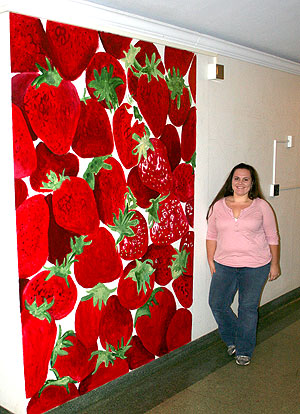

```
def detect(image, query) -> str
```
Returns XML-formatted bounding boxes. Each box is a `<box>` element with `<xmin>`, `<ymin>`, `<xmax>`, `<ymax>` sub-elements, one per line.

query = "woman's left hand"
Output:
<box><xmin>268</xmin><ymin>263</ymin><xmax>281</xmax><ymax>281</ymax></box>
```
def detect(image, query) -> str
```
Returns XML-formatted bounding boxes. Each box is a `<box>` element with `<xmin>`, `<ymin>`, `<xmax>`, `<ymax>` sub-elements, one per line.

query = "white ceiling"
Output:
<box><xmin>85</xmin><ymin>0</ymin><xmax>300</xmax><ymax>63</ymax></box>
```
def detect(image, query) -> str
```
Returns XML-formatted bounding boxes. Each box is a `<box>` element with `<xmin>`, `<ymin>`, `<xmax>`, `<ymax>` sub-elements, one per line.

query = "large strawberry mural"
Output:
<box><xmin>10</xmin><ymin>12</ymin><xmax>197</xmax><ymax>413</ymax></box>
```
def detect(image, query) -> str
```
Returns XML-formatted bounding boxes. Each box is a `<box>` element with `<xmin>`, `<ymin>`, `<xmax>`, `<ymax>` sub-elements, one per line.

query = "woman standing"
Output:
<box><xmin>206</xmin><ymin>163</ymin><xmax>280</xmax><ymax>366</ymax></box>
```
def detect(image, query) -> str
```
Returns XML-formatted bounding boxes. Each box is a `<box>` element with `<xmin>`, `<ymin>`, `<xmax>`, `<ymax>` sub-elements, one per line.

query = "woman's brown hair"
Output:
<box><xmin>206</xmin><ymin>163</ymin><xmax>264</xmax><ymax>220</ymax></box>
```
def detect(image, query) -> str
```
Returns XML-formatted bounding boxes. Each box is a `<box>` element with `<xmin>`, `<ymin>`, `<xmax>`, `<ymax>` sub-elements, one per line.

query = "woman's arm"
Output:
<box><xmin>269</xmin><ymin>244</ymin><xmax>280</xmax><ymax>281</ymax></box>
<box><xmin>206</xmin><ymin>239</ymin><xmax>217</xmax><ymax>275</ymax></box>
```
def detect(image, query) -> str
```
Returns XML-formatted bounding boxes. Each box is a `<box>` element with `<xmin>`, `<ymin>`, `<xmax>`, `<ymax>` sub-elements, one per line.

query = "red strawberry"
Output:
<box><xmin>181</xmin><ymin>107</ymin><xmax>196</xmax><ymax>162</ymax></box>
<box><xmin>172</xmin><ymin>274</ymin><xmax>193</xmax><ymax>308</ymax></box>
<box><xmin>125</xmin><ymin>41</ymin><xmax>165</xmax><ymax>99</ymax></box>
<box><xmin>27</xmin><ymin>370</ymin><xmax>79</xmax><ymax>414</ymax></box>
<box><xmin>16</xmin><ymin>195</ymin><xmax>49</xmax><ymax>278</ymax></box>
<box><xmin>108</xmin><ymin>191</ymin><xmax>148</xmax><ymax>260</ymax></box>
<box><xmin>135</xmin><ymin>56</ymin><xmax>169</xmax><ymax>137</ymax></box>
<box><xmin>85</xmin><ymin>156</ymin><xmax>127</xmax><ymax>226</ymax></box>
<box><xmin>51</xmin><ymin>328</ymin><xmax>95</xmax><ymax>382</ymax></box>
<box><xmin>12</xmin><ymin>103</ymin><xmax>37</xmax><ymax>179</ymax></box>
<box><xmin>43</xmin><ymin>172</ymin><xmax>99</xmax><ymax>235</ymax></box>
<box><xmin>172</xmin><ymin>162</ymin><xmax>195</xmax><ymax>202</ymax></box>
<box><xmin>164</xmin><ymin>46</ymin><xmax>194</xmax><ymax>77</ymax></box>
<box><xmin>180</xmin><ymin>231</ymin><xmax>194</xmax><ymax>275</ymax></box>
<box><xmin>75</xmin><ymin>283</ymin><xmax>116</xmax><ymax>349</ymax></box>
<box><xmin>99</xmin><ymin>295</ymin><xmax>133</xmax><ymax>349</ymax></box>
<box><xmin>188</xmin><ymin>55</ymin><xmax>197</xmax><ymax>103</ymax></box>
<box><xmin>113</xmin><ymin>103</ymin><xmax>145</xmax><ymax>169</ymax></box>
<box><xmin>22</xmin><ymin>270</ymin><xmax>77</xmax><ymax>320</ymax></box>
<box><xmin>185</xmin><ymin>198</ymin><xmax>194</xmax><ymax>228</ymax></box>
<box><xmin>46</xmin><ymin>21</ymin><xmax>99</xmax><ymax>81</ymax></box>
<box><xmin>99</xmin><ymin>32</ymin><xmax>132</xmax><ymax>59</ymax></box>
<box><xmin>159</xmin><ymin>124</ymin><xmax>181</xmax><ymax>171</ymax></box>
<box><xmin>72</xmin><ymin>97</ymin><xmax>114</xmax><ymax>158</ymax></box>
<box><xmin>127</xmin><ymin>166</ymin><xmax>159</xmax><ymax>209</ymax></box>
<box><xmin>12</xmin><ymin>73</ymin><xmax>39</xmax><ymax>140</ymax></box>
<box><xmin>10</xmin><ymin>13</ymin><xmax>48</xmax><ymax>73</ymax></box>
<box><xmin>147</xmin><ymin>194</ymin><xmax>189</xmax><ymax>246</ymax></box>
<box><xmin>117</xmin><ymin>259</ymin><xmax>155</xmax><ymax>310</ymax></box>
<box><xmin>79</xmin><ymin>357</ymin><xmax>129</xmax><ymax>395</ymax></box>
<box><xmin>74</xmin><ymin>227</ymin><xmax>123</xmax><ymax>287</ymax></box>
<box><xmin>30</xmin><ymin>142</ymin><xmax>79</xmax><ymax>193</ymax></box>
<box><xmin>22</xmin><ymin>300</ymin><xmax>57</xmax><ymax>398</ymax></box>
<box><xmin>45</xmin><ymin>194</ymin><xmax>79</xmax><ymax>266</ymax></box>
<box><xmin>135</xmin><ymin>287</ymin><xmax>176</xmax><ymax>356</ymax></box>
<box><xmin>14</xmin><ymin>178</ymin><xmax>28</xmax><ymax>209</ymax></box>
<box><xmin>86</xmin><ymin>52</ymin><xmax>126</xmax><ymax>111</ymax></box>
<box><xmin>168</xmin><ymin>86</ymin><xmax>191</xmax><ymax>127</ymax></box>
<box><xmin>166</xmin><ymin>308</ymin><xmax>192</xmax><ymax>352</ymax></box>
<box><xmin>125</xmin><ymin>335</ymin><xmax>155</xmax><ymax>370</ymax></box>
<box><xmin>142</xmin><ymin>243</ymin><xmax>177</xmax><ymax>286</ymax></box>
<box><xmin>24</xmin><ymin>59</ymin><xmax>80</xmax><ymax>155</ymax></box>
<box><xmin>133</xmin><ymin>128</ymin><xmax>173</xmax><ymax>195</ymax></box>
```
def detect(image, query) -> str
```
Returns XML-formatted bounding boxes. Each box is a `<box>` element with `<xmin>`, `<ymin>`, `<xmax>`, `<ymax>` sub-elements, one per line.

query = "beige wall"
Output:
<box><xmin>192</xmin><ymin>53</ymin><xmax>300</xmax><ymax>339</ymax></box>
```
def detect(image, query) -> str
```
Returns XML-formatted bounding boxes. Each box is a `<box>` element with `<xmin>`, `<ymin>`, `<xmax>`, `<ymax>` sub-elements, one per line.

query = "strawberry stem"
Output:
<box><xmin>121</xmin><ymin>44</ymin><xmax>141</xmax><ymax>71</ymax></box>
<box><xmin>40</xmin><ymin>170</ymin><xmax>70</xmax><ymax>192</ymax></box>
<box><xmin>186</xmin><ymin>151</ymin><xmax>196</xmax><ymax>171</ymax></box>
<box><xmin>165</xmin><ymin>67</ymin><xmax>189</xmax><ymax>110</ymax></box>
<box><xmin>83</xmin><ymin>154</ymin><xmax>112</xmax><ymax>190</ymax></box>
<box><xmin>130</xmin><ymin>53</ymin><xmax>164</xmax><ymax>83</ymax></box>
<box><xmin>146</xmin><ymin>194</ymin><xmax>169</xmax><ymax>228</ymax></box>
<box><xmin>32</xmin><ymin>58</ymin><xmax>62</xmax><ymax>89</ymax></box>
<box><xmin>169</xmin><ymin>248</ymin><xmax>190</xmax><ymax>280</ymax></box>
<box><xmin>125</xmin><ymin>259</ymin><xmax>154</xmax><ymax>295</ymax></box>
<box><xmin>132</xmin><ymin>126</ymin><xmax>154</xmax><ymax>164</ymax></box>
<box><xmin>81</xmin><ymin>283</ymin><xmax>117</xmax><ymax>311</ymax></box>
<box><xmin>25</xmin><ymin>298</ymin><xmax>54</xmax><ymax>323</ymax></box>
<box><xmin>50</xmin><ymin>325</ymin><xmax>76</xmax><ymax>367</ymax></box>
<box><xmin>90</xmin><ymin>337</ymin><xmax>132</xmax><ymax>374</ymax></box>
<box><xmin>134</xmin><ymin>287</ymin><xmax>164</xmax><ymax>327</ymax></box>
<box><xmin>38</xmin><ymin>368</ymin><xmax>77</xmax><ymax>397</ymax></box>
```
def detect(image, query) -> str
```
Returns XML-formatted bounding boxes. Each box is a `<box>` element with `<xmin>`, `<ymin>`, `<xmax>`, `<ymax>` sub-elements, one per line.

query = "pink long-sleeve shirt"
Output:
<box><xmin>206</xmin><ymin>197</ymin><xmax>279</xmax><ymax>268</ymax></box>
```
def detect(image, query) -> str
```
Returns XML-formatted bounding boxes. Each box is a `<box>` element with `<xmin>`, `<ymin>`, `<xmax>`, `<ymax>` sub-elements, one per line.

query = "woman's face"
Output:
<box><xmin>231</xmin><ymin>168</ymin><xmax>252</xmax><ymax>197</ymax></box>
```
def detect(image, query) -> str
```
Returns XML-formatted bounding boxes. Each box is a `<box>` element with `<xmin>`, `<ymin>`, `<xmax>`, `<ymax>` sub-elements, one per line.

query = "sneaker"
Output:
<box><xmin>227</xmin><ymin>345</ymin><xmax>236</xmax><ymax>356</ymax></box>
<box><xmin>235</xmin><ymin>355</ymin><xmax>251</xmax><ymax>366</ymax></box>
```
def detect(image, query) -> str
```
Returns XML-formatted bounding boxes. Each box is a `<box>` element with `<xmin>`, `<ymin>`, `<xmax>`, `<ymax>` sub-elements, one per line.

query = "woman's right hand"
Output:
<box><xmin>208</xmin><ymin>260</ymin><xmax>216</xmax><ymax>276</ymax></box>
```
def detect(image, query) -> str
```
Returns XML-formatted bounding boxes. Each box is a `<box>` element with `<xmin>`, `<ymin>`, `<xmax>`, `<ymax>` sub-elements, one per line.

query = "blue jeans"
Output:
<box><xmin>209</xmin><ymin>261</ymin><xmax>270</xmax><ymax>357</ymax></box>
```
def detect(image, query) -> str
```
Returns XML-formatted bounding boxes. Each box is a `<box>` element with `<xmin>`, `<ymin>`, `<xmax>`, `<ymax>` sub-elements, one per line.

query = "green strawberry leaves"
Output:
<box><xmin>169</xmin><ymin>248</ymin><xmax>190</xmax><ymax>280</ymax></box>
<box><xmin>90</xmin><ymin>337</ymin><xmax>132</xmax><ymax>374</ymax></box>
<box><xmin>134</xmin><ymin>287</ymin><xmax>164</xmax><ymax>326</ymax></box>
<box><xmin>32</xmin><ymin>58</ymin><xmax>62</xmax><ymax>89</ymax></box>
<box><xmin>83</xmin><ymin>154</ymin><xmax>112</xmax><ymax>190</ymax></box>
<box><xmin>38</xmin><ymin>368</ymin><xmax>77</xmax><ymax>397</ymax></box>
<box><xmin>50</xmin><ymin>325</ymin><xmax>76</xmax><ymax>367</ymax></box>
<box><xmin>81</xmin><ymin>283</ymin><xmax>117</xmax><ymax>311</ymax></box>
<box><xmin>165</xmin><ymin>67</ymin><xmax>192</xmax><ymax>109</ymax></box>
<box><xmin>125</xmin><ymin>259</ymin><xmax>155</xmax><ymax>295</ymax></box>
<box><xmin>25</xmin><ymin>297</ymin><xmax>55</xmax><ymax>323</ymax></box>
<box><xmin>146</xmin><ymin>194</ymin><xmax>169</xmax><ymax>228</ymax></box>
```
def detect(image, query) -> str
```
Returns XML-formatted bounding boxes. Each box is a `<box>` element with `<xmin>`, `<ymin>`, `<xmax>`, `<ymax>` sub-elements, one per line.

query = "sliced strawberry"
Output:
<box><xmin>113</xmin><ymin>103</ymin><xmax>145</xmax><ymax>169</ymax></box>
<box><xmin>30</xmin><ymin>142</ymin><xmax>79</xmax><ymax>193</ymax></box>
<box><xmin>86</xmin><ymin>52</ymin><xmax>126</xmax><ymax>111</ymax></box>
<box><xmin>108</xmin><ymin>190</ymin><xmax>148</xmax><ymax>260</ymax></box>
<box><xmin>74</xmin><ymin>227</ymin><xmax>123</xmax><ymax>287</ymax></box>
<box><xmin>142</xmin><ymin>243</ymin><xmax>177</xmax><ymax>286</ymax></box>
<box><xmin>84</xmin><ymin>156</ymin><xmax>127</xmax><ymax>226</ymax></box>
<box><xmin>125</xmin><ymin>335</ymin><xmax>155</xmax><ymax>370</ymax></box>
<box><xmin>125</xmin><ymin>41</ymin><xmax>165</xmax><ymax>99</ymax></box>
<box><xmin>133</xmin><ymin>128</ymin><xmax>173</xmax><ymax>195</ymax></box>
<box><xmin>21</xmin><ymin>300</ymin><xmax>57</xmax><ymax>398</ymax></box>
<box><xmin>22</xmin><ymin>270</ymin><xmax>77</xmax><ymax>320</ymax></box>
<box><xmin>51</xmin><ymin>328</ymin><xmax>95</xmax><ymax>382</ymax></box>
<box><xmin>159</xmin><ymin>124</ymin><xmax>181</xmax><ymax>171</ymax></box>
<box><xmin>27</xmin><ymin>370</ymin><xmax>79</xmax><ymax>414</ymax></box>
<box><xmin>43</xmin><ymin>173</ymin><xmax>99</xmax><ymax>235</ymax></box>
<box><xmin>188</xmin><ymin>55</ymin><xmax>197</xmax><ymax>103</ymax></box>
<box><xmin>166</xmin><ymin>308</ymin><xmax>192</xmax><ymax>352</ymax></box>
<box><xmin>75</xmin><ymin>283</ymin><xmax>116</xmax><ymax>349</ymax></box>
<box><xmin>46</xmin><ymin>21</ymin><xmax>99</xmax><ymax>81</ymax></box>
<box><xmin>10</xmin><ymin>13</ymin><xmax>48</xmax><ymax>73</ymax></box>
<box><xmin>24</xmin><ymin>59</ymin><xmax>80</xmax><ymax>155</ymax></box>
<box><xmin>99</xmin><ymin>295</ymin><xmax>133</xmax><ymax>349</ymax></box>
<box><xmin>186</xmin><ymin>198</ymin><xmax>194</xmax><ymax>228</ymax></box>
<box><xmin>127</xmin><ymin>166</ymin><xmax>159</xmax><ymax>209</ymax></box>
<box><xmin>172</xmin><ymin>162</ymin><xmax>195</xmax><ymax>202</ymax></box>
<box><xmin>172</xmin><ymin>274</ymin><xmax>193</xmax><ymax>308</ymax></box>
<box><xmin>180</xmin><ymin>231</ymin><xmax>194</xmax><ymax>276</ymax></box>
<box><xmin>79</xmin><ymin>357</ymin><xmax>129</xmax><ymax>395</ymax></box>
<box><xmin>12</xmin><ymin>103</ymin><xmax>37</xmax><ymax>179</ymax></box>
<box><xmin>12</xmin><ymin>73</ymin><xmax>39</xmax><ymax>141</ymax></box>
<box><xmin>147</xmin><ymin>194</ymin><xmax>189</xmax><ymax>246</ymax></box>
<box><xmin>164</xmin><ymin>46</ymin><xmax>194</xmax><ymax>77</ymax></box>
<box><xmin>14</xmin><ymin>178</ymin><xmax>28</xmax><ymax>209</ymax></box>
<box><xmin>117</xmin><ymin>259</ymin><xmax>155</xmax><ymax>310</ymax></box>
<box><xmin>17</xmin><ymin>195</ymin><xmax>49</xmax><ymax>278</ymax></box>
<box><xmin>99</xmin><ymin>32</ymin><xmax>132</xmax><ymax>59</ymax></box>
<box><xmin>135</xmin><ymin>287</ymin><xmax>176</xmax><ymax>356</ymax></box>
<box><xmin>181</xmin><ymin>107</ymin><xmax>196</xmax><ymax>162</ymax></box>
<box><xmin>72</xmin><ymin>97</ymin><xmax>114</xmax><ymax>158</ymax></box>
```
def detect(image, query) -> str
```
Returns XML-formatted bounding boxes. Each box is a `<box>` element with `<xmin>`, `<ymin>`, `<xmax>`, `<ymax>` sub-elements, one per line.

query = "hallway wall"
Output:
<box><xmin>192</xmin><ymin>53</ymin><xmax>300</xmax><ymax>339</ymax></box>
